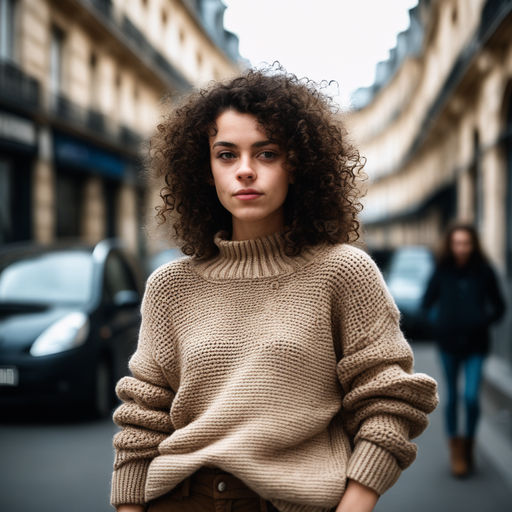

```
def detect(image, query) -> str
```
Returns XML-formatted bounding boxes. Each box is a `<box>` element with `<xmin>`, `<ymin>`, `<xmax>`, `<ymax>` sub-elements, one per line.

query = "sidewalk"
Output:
<box><xmin>374</xmin><ymin>341</ymin><xmax>512</xmax><ymax>512</ymax></box>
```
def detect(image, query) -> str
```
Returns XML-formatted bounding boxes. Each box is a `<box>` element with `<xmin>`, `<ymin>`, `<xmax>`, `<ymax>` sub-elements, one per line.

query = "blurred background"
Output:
<box><xmin>0</xmin><ymin>0</ymin><xmax>511</xmax><ymax>510</ymax></box>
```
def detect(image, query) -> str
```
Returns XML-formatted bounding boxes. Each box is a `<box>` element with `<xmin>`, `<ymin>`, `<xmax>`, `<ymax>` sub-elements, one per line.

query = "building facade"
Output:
<box><xmin>0</xmin><ymin>0</ymin><xmax>243</xmax><ymax>256</ymax></box>
<box><xmin>346</xmin><ymin>0</ymin><xmax>512</xmax><ymax>444</ymax></box>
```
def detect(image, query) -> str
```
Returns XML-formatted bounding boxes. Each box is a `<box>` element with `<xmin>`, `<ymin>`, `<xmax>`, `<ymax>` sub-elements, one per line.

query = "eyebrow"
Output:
<box><xmin>211</xmin><ymin>139</ymin><xmax>276</xmax><ymax>149</ymax></box>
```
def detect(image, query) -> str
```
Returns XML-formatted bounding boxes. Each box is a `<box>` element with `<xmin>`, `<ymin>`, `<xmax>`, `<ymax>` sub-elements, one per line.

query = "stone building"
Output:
<box><xmin>0</xmin><ymin>0</ymin><xmax>243</xmax><ymax>255</ymax></box>
<box><xmin>346</xmin><ymin>0</ymin><xmax>512</xmax><ymax>454</ymax></box>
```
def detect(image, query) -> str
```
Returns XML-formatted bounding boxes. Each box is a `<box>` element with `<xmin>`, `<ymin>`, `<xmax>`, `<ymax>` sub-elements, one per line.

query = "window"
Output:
<box><xmin>0</xmin><ymin>159</ymin><xmax>12</xmax><ymax>242</ymax></box>
<box><xmin>506</xmin><ymin>93</ymin><xmax>512</xmax><ymax>276</ymax></box>
<box><xmin>89</xmin><ymin>51</ymin><xmax>99</xmax><ymax>108</ymax></box>
<box><xmin>104</xmin><ymin>179</ymin><xmax>119</xmax><ymax>239</ymax></box>
<box><xmin>470</xmin><ymin>131</ymin><xmax>483</xmax><ymax>232</ymax></box>
<box><xmin>56</xmin><ymin>170</ymin><xmax>84</xmax><ymax>238</ymax></box>
<box><xmin>0</xmin><ymin>251</ymin><xmax>93</xmax><ymax>304</ymax></box>
<box><xmin>0</xmin><ymin>157</ymin><xmax>31</xmax><ymax>243</ymax></box>
<box><xmin>103</xmin><ymin>252</ymin><xmax>138</xmax><ymax>304</ymax></box>
<box><xmin>0</xmin><ymin>0</ymin><xmax>17</xmax><ymax>61</ymax></box>
<box><xmin>50</xmin><ymin>25</ymin><xmax>64</xmax><ymax>94</ymax></box>
<box><xmin>451</xmin><ymin>3</ymin><xmax>458</xmax><ymax>24</ymax></box>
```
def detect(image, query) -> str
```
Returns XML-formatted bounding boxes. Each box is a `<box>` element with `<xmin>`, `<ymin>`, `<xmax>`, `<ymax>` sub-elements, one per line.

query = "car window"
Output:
<box><xmin>388</xmin><ymin>249</ymin><xmax>433</xmax><ymax>283</ymax></box>
<box><xmin>103</xmin><ymin>252</ymin><xmax>137</xmax><ymax>303</ymax></box>
<box><xmin>0</xmin><ymin>251</ymin><xmax>93</xmax><ymax>304</ymax></box>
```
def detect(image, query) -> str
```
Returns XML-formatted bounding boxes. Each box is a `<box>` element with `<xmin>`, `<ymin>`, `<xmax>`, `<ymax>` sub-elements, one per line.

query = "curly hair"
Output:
<box><xmin>149</xmin><ymin>65</ymin><xmax>366</xmax><ymax>259</ymax></box>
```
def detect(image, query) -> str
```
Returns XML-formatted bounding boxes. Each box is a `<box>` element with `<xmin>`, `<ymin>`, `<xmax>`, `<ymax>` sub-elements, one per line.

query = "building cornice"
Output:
<box><xmin>65</xmin><ymin>0</ymin><xmax>192</xmax><ymax>93</ymax></box>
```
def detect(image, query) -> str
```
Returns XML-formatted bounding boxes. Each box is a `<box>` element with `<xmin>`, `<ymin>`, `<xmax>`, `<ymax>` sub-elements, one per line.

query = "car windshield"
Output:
<box><xmin>389</xmin><ymin>249</ymin><xmax>433</xmax><ymax>282</ymax></box>
<box><xmin>0</xmin><ymin>251</ymin><xmax>94</xmax><ymax>305</ymax></box>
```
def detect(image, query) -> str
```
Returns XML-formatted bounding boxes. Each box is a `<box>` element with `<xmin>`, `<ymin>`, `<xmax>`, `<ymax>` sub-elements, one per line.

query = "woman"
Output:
<box><xmin>111</xmin><ymin>68</ymin><xmax>439</xmax><ymax>512</ymax></box>
<box><xmin>421</xmin><ymin>222</ymin><xmax>506</xmax><ymax>478</ymax></box>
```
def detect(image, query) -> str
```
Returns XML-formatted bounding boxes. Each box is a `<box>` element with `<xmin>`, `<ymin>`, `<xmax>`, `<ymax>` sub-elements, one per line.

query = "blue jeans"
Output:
<box><xmin>439</xmin><ymin>351</ymin><xmax>485</xmax><ymax>438</ymax></box>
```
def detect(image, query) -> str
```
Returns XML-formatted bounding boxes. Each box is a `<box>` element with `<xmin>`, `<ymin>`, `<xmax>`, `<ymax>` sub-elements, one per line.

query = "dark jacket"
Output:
<box><xmin>421</xmin><ymin>258</ymin><xmax>506</xmax><ymax>355</ymax></box>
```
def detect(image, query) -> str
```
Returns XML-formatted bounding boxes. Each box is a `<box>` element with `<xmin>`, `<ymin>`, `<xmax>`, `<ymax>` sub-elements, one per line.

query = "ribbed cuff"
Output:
<box><xmin>110</xmin><ymin>459</ymin><xmax>152</xmax><ymax>507</ymax></box>
<box><xmin>346</xmin><ymin>440</ymin><xmax>402</xmax><ymax>495</ymax></box>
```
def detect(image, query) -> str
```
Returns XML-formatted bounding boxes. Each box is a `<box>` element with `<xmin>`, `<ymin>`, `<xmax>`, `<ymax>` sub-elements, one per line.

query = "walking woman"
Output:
<box><xmin>421</xmin><ymin>222</ymin><xmax>506</xmax><ymax>478</ymax></box>
<box><xmin>110</xmin><ymin>68</ymin><xmax>439</xmax><ymax>512</ymax></box>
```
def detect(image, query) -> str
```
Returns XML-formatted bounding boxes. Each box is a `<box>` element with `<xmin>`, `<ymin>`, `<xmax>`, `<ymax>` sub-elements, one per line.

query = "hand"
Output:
<box><xmin>335</xmin><ymin>479</ymin><xmax>379</xmax><ymax>512</ymax></box>
<box><xmin>116</xmin><ymin>505</ymin><xmax>145</xmax><ymax>512</ymax></box>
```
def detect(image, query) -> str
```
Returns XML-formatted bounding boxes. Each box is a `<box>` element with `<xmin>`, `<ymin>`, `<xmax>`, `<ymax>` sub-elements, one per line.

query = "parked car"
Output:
<box><xmin>0</xmin><ymin>239</ymin><xmax>143</xmax><ymax>417</ymax></box>
<box><xmin>367</xmin><ymin>247</ymin><xmax>395</xmax><ymax>280</ymax></box>
<box><xmin>384</xmin><ymin>245</ymin><xmax>435</xmax><ymax>340</ymax></box>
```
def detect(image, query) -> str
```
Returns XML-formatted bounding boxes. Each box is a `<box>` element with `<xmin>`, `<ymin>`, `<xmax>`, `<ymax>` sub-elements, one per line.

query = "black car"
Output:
<box><xmin>0</xmin><ymin>239</ymin><xmax>143</xmax><ymax>417</ymax></box>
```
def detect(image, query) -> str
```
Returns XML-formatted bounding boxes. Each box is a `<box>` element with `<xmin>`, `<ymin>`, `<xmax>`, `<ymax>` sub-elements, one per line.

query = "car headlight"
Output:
<box><xmin>30</xmin><ymin>312</ymin><xmax>90</xmax><ymax>357</ymax></box>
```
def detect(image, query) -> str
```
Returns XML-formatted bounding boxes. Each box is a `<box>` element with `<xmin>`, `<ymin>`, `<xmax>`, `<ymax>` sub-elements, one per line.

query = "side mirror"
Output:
<box><xmin>113</xmin><ymin>290</ymin><xmax>140</xmax><ymax>309</ymax></box>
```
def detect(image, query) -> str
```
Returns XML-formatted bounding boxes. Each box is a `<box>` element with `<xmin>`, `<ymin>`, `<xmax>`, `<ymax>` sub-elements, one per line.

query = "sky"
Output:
<box><xmin>222</xmin><ymin>0</ymin><xmax>419</xmax><ymax>110</ymax></box>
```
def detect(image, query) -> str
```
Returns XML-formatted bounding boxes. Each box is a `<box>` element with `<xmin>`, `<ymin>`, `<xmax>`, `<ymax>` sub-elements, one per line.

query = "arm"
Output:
<box><xmin>111</xmin><ymin>272</ymin><xmax>177</xmax><ymax>509</ymax></box>
<box><xmin>117</xmin><ymin>506</ymin><xmax>145</xmax><ymax>512</ymax></box>
<box><xmin>484</xmin><ymin>264</ymin><xmax>506</xmax><ymax>325</ymax></box>
<box><xmin>334</xmin><ymin>247</ymin><xmax>439</xmax><ymax>501</ymax></box>
<box><xmin>420</xmin><ymin>267</ymin><xmax>440</xmax><ymax>313</ymax></box>
<box><xmin>336</xmin><ymin>479</ymin><xmax>379</xmax><ymax>512</ymax></box>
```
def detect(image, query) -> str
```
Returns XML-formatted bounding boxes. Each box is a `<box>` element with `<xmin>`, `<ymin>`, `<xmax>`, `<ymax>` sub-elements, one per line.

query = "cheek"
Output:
<box><xmin>210</xmin><ymin>163</ymin><xmax>227</xmax><ymax>192</ymax></box>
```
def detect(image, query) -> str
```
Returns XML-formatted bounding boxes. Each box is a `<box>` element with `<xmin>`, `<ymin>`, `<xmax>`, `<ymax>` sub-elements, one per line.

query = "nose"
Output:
<box><xmin>236</xmin><ymin>156</ymin><xmax>255</xmax><ymax>181</ymax></box>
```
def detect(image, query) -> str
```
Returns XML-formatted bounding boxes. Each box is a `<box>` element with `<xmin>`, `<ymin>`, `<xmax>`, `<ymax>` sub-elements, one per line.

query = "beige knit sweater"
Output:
<box><xmin>110</xmin><ymin>231</ymin><xmax>439</xmax><ymax>512</ymax></box>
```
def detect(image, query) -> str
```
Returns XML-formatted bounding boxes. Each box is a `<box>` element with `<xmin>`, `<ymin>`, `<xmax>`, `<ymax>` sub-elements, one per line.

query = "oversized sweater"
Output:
<box><xmin>110</xmin><ymin>231</ymin><xmax>439</xmax><ymax>512</ymax></box>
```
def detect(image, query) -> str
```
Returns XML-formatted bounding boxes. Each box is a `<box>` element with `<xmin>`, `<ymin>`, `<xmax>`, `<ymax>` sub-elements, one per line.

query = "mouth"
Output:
<box><xmin>234</xmin><ymin>190</ymin><xmax>263</xmax><ymax>201</ymax></box>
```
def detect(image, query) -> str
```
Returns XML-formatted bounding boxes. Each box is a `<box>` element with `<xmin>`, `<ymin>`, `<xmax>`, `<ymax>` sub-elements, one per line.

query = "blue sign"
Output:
<box><xmin>53</xmin><ymin>133</ymin><xmax>126</xmax><ymax>179</ymax></box>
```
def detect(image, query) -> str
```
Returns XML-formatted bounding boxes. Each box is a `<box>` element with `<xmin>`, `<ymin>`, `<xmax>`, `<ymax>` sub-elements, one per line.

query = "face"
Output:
<box><xmin>450</xmin><ymin>229</ymin><xmax>474</xmax><ymax>263</ymax></box>
<box><xmin>209</xmin><ymin>109</ymin><xmax>292</xmax><ymax>240</ymax></box>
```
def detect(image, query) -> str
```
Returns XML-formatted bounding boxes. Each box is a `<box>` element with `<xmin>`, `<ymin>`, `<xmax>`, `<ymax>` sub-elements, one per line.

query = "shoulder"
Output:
<box><xmin>318</xmin><ymin>242</ymin><xmax>385</xmax><ymax>286</ymax></box>
<box><xmin>143</xmin><ymin>256</ymin><xmax>193</xmax><ymax>300</ymax></box>
<box><xmin>319</xmin><ymin>242</ymin><xmax>400</xmax><ymax>316</ymax></box>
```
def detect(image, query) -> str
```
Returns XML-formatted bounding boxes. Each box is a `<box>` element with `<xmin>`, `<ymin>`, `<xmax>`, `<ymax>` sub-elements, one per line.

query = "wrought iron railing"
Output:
<box><xmin>0</xmin><ymin>60</ymin><xmax>40</xmax><ymax>111</ymax></box>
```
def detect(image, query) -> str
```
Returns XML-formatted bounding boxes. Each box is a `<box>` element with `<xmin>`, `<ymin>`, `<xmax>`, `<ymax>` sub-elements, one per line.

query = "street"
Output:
<box><xmin>1</xmin><ymin>342</ymin><xmax>511</xmax><ymax>512</ymax></box>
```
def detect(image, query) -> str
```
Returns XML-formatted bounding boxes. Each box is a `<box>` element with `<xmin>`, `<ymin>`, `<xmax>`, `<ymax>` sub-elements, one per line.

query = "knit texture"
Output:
<box><xmin>110</xmin><ymin>231</ymin><xmax>439</xmax><ymax>511</ymax></box>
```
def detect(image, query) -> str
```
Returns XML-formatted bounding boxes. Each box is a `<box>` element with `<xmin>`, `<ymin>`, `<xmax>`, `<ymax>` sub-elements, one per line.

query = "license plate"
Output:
<box><xmin>0</xmin><ymin>366</ymin><xmax>19</xmax><ymax>386</ymax></box>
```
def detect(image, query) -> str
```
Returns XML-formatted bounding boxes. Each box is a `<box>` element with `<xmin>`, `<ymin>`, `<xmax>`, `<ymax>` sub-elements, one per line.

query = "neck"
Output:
<box><xmin>190</xmin><ymin>230</ymin><xmax>321</xmax><ymax>280</ymax></box>
<box><xmin>231</xmin><ymin>211</ymin><xmax>284</xmax><ymax>241</ymax></box>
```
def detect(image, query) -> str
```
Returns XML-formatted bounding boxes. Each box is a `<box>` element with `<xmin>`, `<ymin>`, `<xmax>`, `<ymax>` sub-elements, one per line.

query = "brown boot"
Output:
<box><xmin>449</xmin><ymin>437</ymin><xmax>469</xmax><ymax>477</ymax></box>
<box><xmin>463</xmin><ymin>437</ymin><xmax>475</xmax><ymax>472</ymax></box>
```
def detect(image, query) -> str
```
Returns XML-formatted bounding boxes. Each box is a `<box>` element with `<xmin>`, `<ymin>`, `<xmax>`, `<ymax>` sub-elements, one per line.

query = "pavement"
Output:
<box><xmin>375</xmin><ymin>341</ymin><xmax>512</xmax><ymax>512</ymax></box>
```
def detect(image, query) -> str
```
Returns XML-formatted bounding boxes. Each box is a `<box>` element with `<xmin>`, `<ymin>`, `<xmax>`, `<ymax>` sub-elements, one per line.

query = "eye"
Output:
<box><xmin>259</xmin><ymin>150</ymin><xmax>278</xmax><ymax>160</ymax></box>
<box><xmin>217</xmin><ymin>151</ymin><xmax>236</xmax><ymax>160</ymax></box>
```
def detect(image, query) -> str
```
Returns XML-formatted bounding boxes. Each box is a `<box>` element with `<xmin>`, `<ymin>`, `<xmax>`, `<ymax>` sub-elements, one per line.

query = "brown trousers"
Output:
<box><xmin>146</xmin><ymin>466</ymin><xmax>281</xmax><ymax>512</ymax></box>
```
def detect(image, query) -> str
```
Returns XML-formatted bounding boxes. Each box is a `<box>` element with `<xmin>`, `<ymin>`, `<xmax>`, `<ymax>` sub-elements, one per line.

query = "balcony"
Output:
<box><xmin>50</xmin><ymin>91</ymin><xmax>142</xmax><ymax>154</ymax></box>
<box><xmin>120</xmin><ymin>15</ymin><xmax>190</xmax><ymax>92</ymax></box>
<box><xmin>79</xmin><ymin>0</ymin><xmax>191</xmax><ymax>92</ymax></box>
<box><xmin>88</xmin><ymin>0</ymin><xmax>113</xmax><ymax>20</ymax></box>
<box><xmin>0</xmin><ymin>60</ymin><xmax>40</xmax><ymax>112</ymax></box>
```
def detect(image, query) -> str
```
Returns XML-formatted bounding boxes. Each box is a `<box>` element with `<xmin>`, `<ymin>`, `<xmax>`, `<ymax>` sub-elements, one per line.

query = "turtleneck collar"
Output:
<box><xmin>189</xmin><ymin>230</ymin><xmax>321</xmax><ymax>280</ymax></box>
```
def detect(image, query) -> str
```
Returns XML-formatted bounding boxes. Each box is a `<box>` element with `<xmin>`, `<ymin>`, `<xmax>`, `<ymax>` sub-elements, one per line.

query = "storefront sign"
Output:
<box><xmin>54</xmin><ymin>132</ymin><xmax>126</xmax><ymax>178</ymax></box>
<box><xmin>0</xmin><ymin>111</ymin><xmax>36</xmax><ymax>147</ymax></box>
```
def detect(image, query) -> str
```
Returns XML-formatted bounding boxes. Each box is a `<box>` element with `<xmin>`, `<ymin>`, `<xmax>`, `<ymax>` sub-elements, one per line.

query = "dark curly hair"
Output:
<box><xmin>149</xmin><ymin>65</ymin><xmax>366</xmax><ymax>259</ymax></box>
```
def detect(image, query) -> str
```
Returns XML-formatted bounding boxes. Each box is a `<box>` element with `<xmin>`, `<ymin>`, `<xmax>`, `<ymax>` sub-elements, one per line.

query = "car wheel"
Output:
<box><xmin>93</xmin><ymin>357</ymin><xmax>113</xmax><ymax>418</ymax></box>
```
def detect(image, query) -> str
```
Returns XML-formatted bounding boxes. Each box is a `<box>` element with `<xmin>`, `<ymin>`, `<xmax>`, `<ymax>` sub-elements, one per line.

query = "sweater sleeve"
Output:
<box><xmin>484</xmin><ymin>263</ymin><xmax>506</xmax><ymax>325</ymax></box>
<box><xmin>334</xmin><ymin>247</ymin><xmax>439</xmax><ymax>495</ymax></box>
<box><xmin>110</xmin><ymin>271</ymin><xmax>176</xmax><ymax>507</ymax></box>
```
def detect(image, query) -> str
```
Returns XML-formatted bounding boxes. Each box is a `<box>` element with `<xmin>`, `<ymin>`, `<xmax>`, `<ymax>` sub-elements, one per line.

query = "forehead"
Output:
<box><xmin>210</xmin><ymin>110</ymin><xmax>267</xmax><ymax>142</ymax></box>
<box><xmin>452</xmin><ymin>229</ymin><xmax>472</xmax><ymax>241</ymax></box>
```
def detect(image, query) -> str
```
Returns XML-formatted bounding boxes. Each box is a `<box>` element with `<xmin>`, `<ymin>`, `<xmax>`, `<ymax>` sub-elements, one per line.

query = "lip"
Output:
<box><xmin>234</xmin><ymin>189</ymin><xmax>263</xmax><ymax>200</ymax></box>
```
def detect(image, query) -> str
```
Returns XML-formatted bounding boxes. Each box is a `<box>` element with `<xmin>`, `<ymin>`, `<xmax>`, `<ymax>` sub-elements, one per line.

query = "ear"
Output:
<box><xmin>288</xmin><ymin>170</ymin><xmax>295</xmax><ymax>185</ymax></box>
